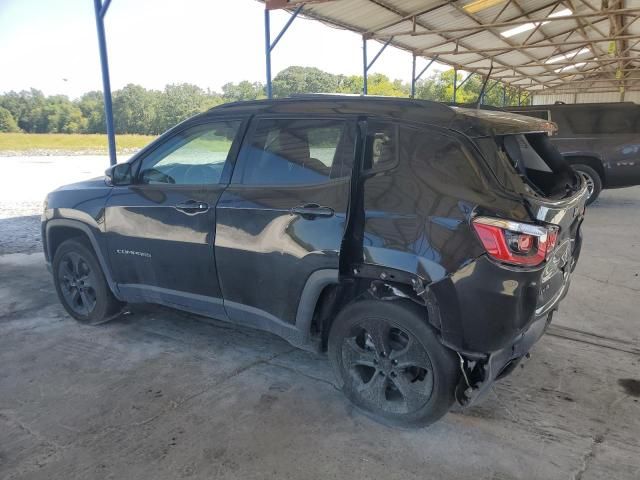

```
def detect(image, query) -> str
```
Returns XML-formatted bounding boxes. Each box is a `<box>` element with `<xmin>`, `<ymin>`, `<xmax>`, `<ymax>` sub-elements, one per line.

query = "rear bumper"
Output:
<box><xmin>429</xmin><ymin>233</ymin><xmax>580</xmax><ymax>406</ymax></box>
<box><xmin>456</xmin><ymin>310</ymin><xmax>553</xmax><ymax>406</ymax></box>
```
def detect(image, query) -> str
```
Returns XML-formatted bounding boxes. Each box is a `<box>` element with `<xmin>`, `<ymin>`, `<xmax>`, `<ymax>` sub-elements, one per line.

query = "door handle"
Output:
<box><xmin>291</xmin><ymin>203</ymin><xmax>334</xmax><ymax>219</ymax></box>
<box><xmin>175</xmin><ymin>200</ymin><xmax>209</xmax><ymax>215</ymax></box>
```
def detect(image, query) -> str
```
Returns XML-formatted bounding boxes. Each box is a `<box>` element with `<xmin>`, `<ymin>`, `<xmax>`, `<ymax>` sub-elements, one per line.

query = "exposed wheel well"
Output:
<box><xmin>564</xmin><ymin>156</ymin><xmax>605</xmax><ymax>185</ymax></box>
<box><xmin>310</xmin><ymin>283</ymin><xmax>342</xmax><ymax>351</ymax></box>
<box><xmin>47</xmin><ymin>226</ymin><xmax>91</xmax><ymax>261</ymax></box>
<box><xmin>310</xmin><ymin>276</ymin><xmax>432</xmax><ymax>352</ymax></box>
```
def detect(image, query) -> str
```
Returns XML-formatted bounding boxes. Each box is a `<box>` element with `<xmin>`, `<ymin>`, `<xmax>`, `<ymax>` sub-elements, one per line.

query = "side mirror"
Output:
<box><xmin>105</xmin><ymin>163</ymin><xmax>133</xmax><ymax>186</ymax></box>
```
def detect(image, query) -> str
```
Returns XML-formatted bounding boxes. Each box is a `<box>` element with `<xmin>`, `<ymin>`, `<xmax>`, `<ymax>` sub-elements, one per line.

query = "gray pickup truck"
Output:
<box><xmin>507</xmin><ymin>102</ymin><xmax>640</xmax><ymax>204</ymax></box>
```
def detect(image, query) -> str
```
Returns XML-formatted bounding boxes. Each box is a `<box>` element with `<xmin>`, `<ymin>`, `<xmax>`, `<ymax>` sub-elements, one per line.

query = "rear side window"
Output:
<box><xmin>364</xmin><ymin>121</ymin><xmax>399</xmax><ymax>171</ymax></box>
<box><xmin>234</xmin><ymin>118</ymin><xmax>355</xmax><ymax>185</ymax></box>
<box><xmin>401</xmin><ymin>126</ymin><xmax>486</xmax><ymax>192</ymax></box>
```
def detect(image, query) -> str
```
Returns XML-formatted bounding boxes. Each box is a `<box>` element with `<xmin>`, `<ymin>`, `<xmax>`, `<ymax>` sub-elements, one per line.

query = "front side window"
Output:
<box><xmin>138</xmin><ymin>120</ymin><xmax>241</xmax><ymax>185</ymax></box>
<box><xmin>234</xmin><ymin>118</ymin><xmax>355</xmax><ymax>185</ymax></box>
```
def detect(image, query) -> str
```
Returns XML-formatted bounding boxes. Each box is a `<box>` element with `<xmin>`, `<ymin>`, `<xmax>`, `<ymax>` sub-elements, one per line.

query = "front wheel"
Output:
<box><xmin>573</xmin><ymin>164</ymin><xmax>602</xmax><ymax>205</ymax></box>
<box><xmin>328</xmin><ymin>300</ymin><xmax>459</xmax><ymax>427</ymax></box>
<box><xmin>52</xmin><ymin>239</ymin><xmax>122</xmax><ymax>325</ymax></box>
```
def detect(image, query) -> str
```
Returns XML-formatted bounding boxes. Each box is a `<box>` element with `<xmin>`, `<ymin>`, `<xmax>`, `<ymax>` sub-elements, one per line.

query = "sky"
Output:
<box><xmin>0</xmin><ymin>0</ymin><xmax>447</xmax><ymax>99</ymax></box>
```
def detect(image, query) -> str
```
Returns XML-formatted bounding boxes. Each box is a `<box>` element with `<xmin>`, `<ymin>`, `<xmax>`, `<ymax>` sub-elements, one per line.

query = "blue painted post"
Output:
<box><xmin>453</xmin><ymin>68</ymin><xmax>458</xmax><ymax>104</ymax></box>
<box><xmin>411</xmin><ymin>54</ymin><xmax>416</xmax><ymax>98</ymax></box>
<box><xmin>93</xmin><ymin>0</ymin><xmax>116</xmax><ymax>166</ymax></box>
<box><xmin>265</xmin><ymin>9</ymin><xmax>272</xmax><ymax>99</ymax></box>
<box><xmin>362</xmin><ymin>37</ymin><xmax>367</xmax><ymax>95</ymax></box>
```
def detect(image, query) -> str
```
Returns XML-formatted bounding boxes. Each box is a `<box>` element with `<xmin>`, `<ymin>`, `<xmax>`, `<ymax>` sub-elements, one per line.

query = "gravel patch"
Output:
<box><xmin>0</xmin><ymin>214</ymin><xmax>41</xmax><ymax>255</ymax></box>
<box><xmin>0</xmin><ymin>202</ymin><xmax>42</xmax><ymax>255</ymax></box>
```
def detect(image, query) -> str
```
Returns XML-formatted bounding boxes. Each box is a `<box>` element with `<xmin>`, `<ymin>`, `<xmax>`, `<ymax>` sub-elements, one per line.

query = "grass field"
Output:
<box><xmin>0</xmin><ymin>133</ymin><xmax>157</xmax><ymax>153</ymax></box>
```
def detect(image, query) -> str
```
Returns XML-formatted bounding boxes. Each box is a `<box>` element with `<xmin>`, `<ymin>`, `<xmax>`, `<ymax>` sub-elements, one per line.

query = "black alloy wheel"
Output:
<box><xmin>52</xmin><ymin>239</ymin><xmax>122</xmax><ymax>324</ymax></box>
<box><xmin>57</xmin><ymin>251</ymin><xmax>98</xmax><ymax>316</ymax></box>
<box><xmin>342</xmin><ymin>317</ymin><xmax>434</xmax><ymax>415</ymax></box>
<box><xmin>329</xmin><ymin>300</ymin><xmax>458</xmax><ymax>427</ymax></box>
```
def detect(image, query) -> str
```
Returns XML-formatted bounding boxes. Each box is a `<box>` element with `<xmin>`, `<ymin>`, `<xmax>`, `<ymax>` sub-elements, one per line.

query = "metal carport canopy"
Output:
<box><xmin>266</xmin><ymin>0</ymin><xmax>640</xmax><ymax>97</ymax></box>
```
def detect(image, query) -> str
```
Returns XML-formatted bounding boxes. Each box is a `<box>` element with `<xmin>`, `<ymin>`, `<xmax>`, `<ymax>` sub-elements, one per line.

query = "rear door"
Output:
<box><xmin>215</xmin><ymin>116</ymin><xmax>356</xmax><ymax>326</ymax></box>
<box><xmin>105</xmin><ymin>118</ymin><xmax>245</xmax><ymax>317</ymax></box>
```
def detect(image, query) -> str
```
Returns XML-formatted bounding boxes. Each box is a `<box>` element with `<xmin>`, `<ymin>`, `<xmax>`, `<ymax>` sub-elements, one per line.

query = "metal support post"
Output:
<box><xmin>411</xmin><ymin>55</ymin><xmax>438</xmax><ymax>98</ymax></box>
<box><xmin>264</xmin><ymin>5</ymin><xmax>302</xmax><ymax>99</ymax></box>
<box><xmin>93</xmin><ymin>0</ymin><xmax>116</xmax><ymax>166</ymax></box>
<box><xmin>411</xmin><ymin>54</ymin><xmax>416</xmax><ymax>98</ymax></box>
<box><xmin>265</xmin><ymin>10</ymin><xmax>272</xmax><ymax>99</ymax></box>
<box><xmin>363</xmin><ymin>35</ymin><xmax>393</xmax><ymax>95</ymax></box>
<box><xmin>363</xmin><ymin>36</ymin><xmax>368</xmax><ymax>95</ymax></box>
<box><xmin>453</xmin><ymin>68</ymin><xmax>458</xmax><ymax>104</ymax></box>
<box><xmin>457</xmin><ymin>72</ymin><xmax>474</xmax><ymax>90</ymax></box>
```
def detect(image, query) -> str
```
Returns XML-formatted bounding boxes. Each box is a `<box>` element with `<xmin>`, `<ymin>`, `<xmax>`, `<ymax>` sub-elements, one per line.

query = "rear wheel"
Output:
<box><xmin>573</xmin><ymin>164</ymin><xmax>602</xmax><ymax>205</ymax></box>
<box><xmin>328</xmin><ymin>300</ymin><xmax>458</xmax><ymax>427</ymax></box>
<box><xmin>53</xmin><ymin>239</ymin><xmax>122</xmax><ymax>325</ymax></box>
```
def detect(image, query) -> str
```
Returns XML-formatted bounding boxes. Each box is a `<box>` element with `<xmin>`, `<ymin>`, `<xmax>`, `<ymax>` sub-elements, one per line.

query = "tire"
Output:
<box><xmin>573</xmin><ymin>164</ymin><xmax>602</xmax><ymax>205</ymax></box>
<box><xmin>328</xmin><ymin>299</ymin><xmax>459</xmax><ymax>427</ymax></box>
<box><xmin>52</xmin><ymin>238</ymin><xmax>122</xmax><ymax>325</ymax></box>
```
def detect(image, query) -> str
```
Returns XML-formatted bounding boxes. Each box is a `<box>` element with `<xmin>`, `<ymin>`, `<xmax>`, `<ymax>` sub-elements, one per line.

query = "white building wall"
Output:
<box><xmin>532</xmin><ymin>91</ymin><xmax>640</xmax><ymax>105</ymax></box>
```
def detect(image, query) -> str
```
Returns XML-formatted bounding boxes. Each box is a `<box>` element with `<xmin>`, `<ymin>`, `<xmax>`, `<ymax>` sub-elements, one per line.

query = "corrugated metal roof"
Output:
<box><xmin>267</xmin><ymin>0</ymin><xmax>640</xmax><ymax>95</ymax></box>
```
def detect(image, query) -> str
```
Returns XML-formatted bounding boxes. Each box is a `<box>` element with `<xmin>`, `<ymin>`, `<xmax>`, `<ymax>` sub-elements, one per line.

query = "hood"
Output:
<box><xmin>53</xmin><ymin>177</ymin><xmax>106</xmax><ymax>192</ymax></box>
<box><xmin>449</xmin><ymin>107</ymin><xmax>557</xmax><ymax>138</ymax></box>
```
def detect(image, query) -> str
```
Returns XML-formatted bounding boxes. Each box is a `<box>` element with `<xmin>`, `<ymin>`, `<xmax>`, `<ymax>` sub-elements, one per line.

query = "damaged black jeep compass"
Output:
<box><xmin>42</xmin><ymin>96</ymin><xmax>588</xmax><ymax>426</ymax></box>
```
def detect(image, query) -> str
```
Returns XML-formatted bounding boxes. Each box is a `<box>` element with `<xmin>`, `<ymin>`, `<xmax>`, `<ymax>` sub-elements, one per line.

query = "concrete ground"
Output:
<box><xmin>1</xmin><ymin>159</ymin><xmax>639</xmax><ymax>478</ymax></box>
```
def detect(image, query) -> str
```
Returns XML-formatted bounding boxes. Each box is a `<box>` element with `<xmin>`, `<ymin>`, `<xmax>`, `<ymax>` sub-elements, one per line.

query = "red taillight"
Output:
<box><xmin>472</xmin><ymin>217</ymin><xmax>559</xmax><ymax>267</ymax></box>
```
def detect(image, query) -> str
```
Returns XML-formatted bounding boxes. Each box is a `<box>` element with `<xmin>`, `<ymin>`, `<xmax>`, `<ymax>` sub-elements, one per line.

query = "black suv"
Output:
<box><xmin>43</xmin><ymin>97</ymin><xmax>588</xmax><ymax>426</ymax></box>
<box><xmin>507</xmin><ymin>102</ymin><xmax>640</xmax><ymax>204</ymax></box>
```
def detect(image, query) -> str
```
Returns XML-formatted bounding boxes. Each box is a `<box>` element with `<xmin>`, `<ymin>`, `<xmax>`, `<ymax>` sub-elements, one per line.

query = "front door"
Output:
<box><xmin>215</xmin><ymin>116</ymin><xmax>357</xmax><ymax>327</ymax></box>
<box><xmin>105</xmin><ymin>118</ymin><xmax>244</xmax><ymax>318</ymax></box>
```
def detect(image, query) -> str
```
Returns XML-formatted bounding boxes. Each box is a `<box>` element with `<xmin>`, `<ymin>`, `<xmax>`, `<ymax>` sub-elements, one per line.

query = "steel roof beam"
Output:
<box><xmin>470</xmin><ymin>56</ymin><xmax>639</xmax><ymax>69</ymax></box>
<box><xmin>418</xmin><ymin>35</ymin><xmax>640</xmax><ymax>56</ymax></box>
<box><xmin>365</xmin><ymin>0</ymin><xmax>556</xmax><ymax>89</ymax></box>
<box><xmin>367</xmin><ymin>0</ymin><xmax>558</xmax><ymax>35</ymax></box>
<box><xmin>370</xmin><ymin>8</ymin><xmax>640</xmax><ymax>38</ymax></box>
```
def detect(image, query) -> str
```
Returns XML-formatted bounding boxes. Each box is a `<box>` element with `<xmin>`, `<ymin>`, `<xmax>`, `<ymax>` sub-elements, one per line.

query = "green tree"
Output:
<box><xmin>335</xmin><ymin>75</ymin><xmax>362</xmax><ymax>94</ymax></box>
<box><xmin>415</xmin><ymin>69</ymin><xmax>530</xmax><ymax>106</ymax></box>
<box><xmin>366</xmin><ymin>73</ymin><xmax>410</xmax><ymax>97</ymax></box>
<box><xmin>0</xmin><ymin>106</ymin><xmax>20</xmax><ymax>132</ymax></box>
<box><xmin>272</xmin><ymin>66</ymin><xmax>338</xmax><ymax>97</ymax></box>
<box><xmin>221</xmin><ymin>81</ymin><xmax>264</xmax><ymax>102</ymax></box>
<box><xmin>0</xmin><ymin>89</ymin><xmax>47</xmax><ymax>132</ymax></box>
<box><xmin>78</xmin><ymin>91</ymin><xmax>105</xmax><ymax>133</ymax></box>
<box><xmin>46</xmin><ymin>97</ymin><xmax>86</xmax><ymax>133</ymax></box>
<box><xmin>113</xmin><ymin>84</ymin><xmax>158</xmax><ymax>135</ymax></box>
<box><xmin>153</xmin><ymin>83</ymin><xmax>216</xmax><ymax>133</ymax></box>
